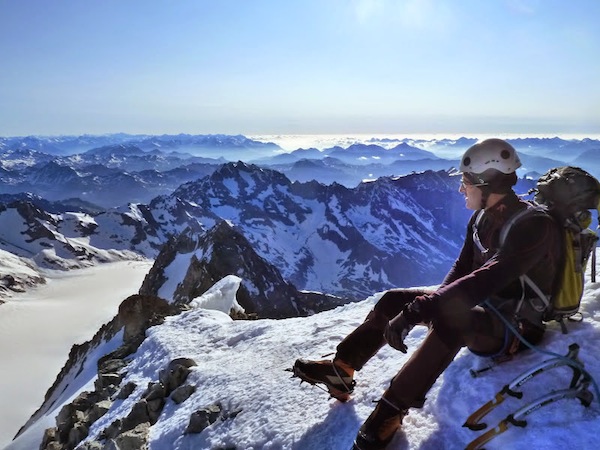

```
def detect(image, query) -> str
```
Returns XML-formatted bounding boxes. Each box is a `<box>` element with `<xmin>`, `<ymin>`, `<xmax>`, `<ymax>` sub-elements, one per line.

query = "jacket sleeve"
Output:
<box><xmin>439</xmin><ymin>213</ymin><xmax>476</xmax><ymax>287</ymax></box>
<box><xmin>417</xmin><ymin>214</ymin><xmax>558</xmax><ymax>320</ymax></box>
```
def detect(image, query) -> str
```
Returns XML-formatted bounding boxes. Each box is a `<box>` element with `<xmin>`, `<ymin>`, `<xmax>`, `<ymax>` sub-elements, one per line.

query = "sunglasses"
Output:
<box><xmin>460</xmin><ymin>179</ymin><xmax>488</xmax><ymax>189</ymax></box>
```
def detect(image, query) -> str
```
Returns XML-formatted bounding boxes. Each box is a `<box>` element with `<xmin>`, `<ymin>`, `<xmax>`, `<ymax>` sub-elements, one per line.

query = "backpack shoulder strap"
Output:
<box><xmin>498</xmin><ymin>204</ymin><xmax>553</xmax><ymax>315</ymax></box>
<box><xmin>472</xmin><ymin>209</ymin><xmax>487</xmax><ymax>253</ymax></box>
<box><xmin>499</xmin><ymin>204</ymin><xmax>549</xmax><ymax>247</ymax></box>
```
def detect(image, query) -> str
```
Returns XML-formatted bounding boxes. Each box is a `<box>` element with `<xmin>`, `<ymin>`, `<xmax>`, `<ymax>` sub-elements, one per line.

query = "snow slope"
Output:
<box><xmin>5</xmin><ymin>266</ymin><xmax>600</xmax><ymax>450</ymax></box>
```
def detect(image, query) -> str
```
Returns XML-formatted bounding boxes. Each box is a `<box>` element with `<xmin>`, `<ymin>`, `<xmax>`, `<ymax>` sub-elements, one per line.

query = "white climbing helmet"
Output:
<box><xmin>459</xmin><ymin>138</ymin><xmax>522</xmax><ymax>176</ymax></box>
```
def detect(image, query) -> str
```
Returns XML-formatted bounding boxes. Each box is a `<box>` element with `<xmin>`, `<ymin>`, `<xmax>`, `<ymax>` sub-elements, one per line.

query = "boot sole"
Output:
<box><xmin>293</xmin><ymin>364</ymin><xmax>353</xmax><ymax>402</ymax></box>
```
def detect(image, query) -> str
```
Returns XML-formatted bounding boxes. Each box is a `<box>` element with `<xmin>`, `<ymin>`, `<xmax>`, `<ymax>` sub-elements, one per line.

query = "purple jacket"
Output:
<box><xmin>419</xmin><ymin>191</ymin><xmax>562</xmax><ymax>323</ymax></box>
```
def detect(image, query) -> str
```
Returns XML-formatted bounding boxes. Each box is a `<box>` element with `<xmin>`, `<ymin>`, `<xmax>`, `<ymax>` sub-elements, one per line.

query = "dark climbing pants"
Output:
<box><xmin>335</xmin><ymin>289</ymin><xmax>507</xmax><ymax>408</ymax></box>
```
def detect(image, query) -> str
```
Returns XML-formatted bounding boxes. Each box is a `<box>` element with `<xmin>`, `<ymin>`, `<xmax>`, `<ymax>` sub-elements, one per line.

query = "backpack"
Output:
<box><xmin>500</xmin><ymin>166</ymin><xmax>600</xmax><ymax>333</ymax></box>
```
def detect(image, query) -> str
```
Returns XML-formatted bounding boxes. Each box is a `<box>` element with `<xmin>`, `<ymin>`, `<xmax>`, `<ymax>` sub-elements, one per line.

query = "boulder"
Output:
<box><xmin>158</xmin><ymin>357</ymin><xmax>197</xmax><ymax>394</ymax></box>
<box><xmin>186</xmin><ymin>403</ymin><xmax>222</xmax><ymax>434</ymax></box>
<box><xmin>116</xmin><ymin>294</ymin><xmax>175</xmax><ymax>343</ymax></box>
<box><xmin>171</xmin><ymin>384</ymin><xmax>196</xmax><ymax>404</ymax></box>
<box><xmin>116</xmin><ymin>382</ymin><xmax>137</xmax><ymax>400</ymax></box>
<box><xmin>104</xmin><ymin>422</ymin><xmax>150</xmax><ymax>450</ymax></box>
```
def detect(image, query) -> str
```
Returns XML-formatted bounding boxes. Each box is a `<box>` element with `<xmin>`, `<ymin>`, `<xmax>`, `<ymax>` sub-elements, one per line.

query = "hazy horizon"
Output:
<box><xmin>1</xmin><ymin>1</ymin><xmax>598</xmax><ymax>137</ymax></box>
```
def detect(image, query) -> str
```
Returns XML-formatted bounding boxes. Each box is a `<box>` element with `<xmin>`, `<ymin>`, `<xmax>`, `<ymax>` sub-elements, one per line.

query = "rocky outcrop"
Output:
<box><xmin>39</xmin><ymin>390</ymin><xmax>110</xmax><ymax>450</ymax></box>
<box><xmin>116</xmin><ymin>294</ymin><xmax>178</xmax><ymax>343</ymax></box>
<box><xmin>26</xmin><ymin>283</ymin><xmax>266</xmax><ymax>450</ymax></box>
<box><xmin>38</xmin><ymin>356</ymin><xmax>233</xmax><ymax>450</ymax></box>
<box><xmin>139</xmin><ymin>221</ymin><xmax>349</xmax><ymax>318</ymax></box>
<box><xmin>173</xmin><ymin>221</ymin><xmax>304</xmax><ymax>318</ymax></box>
<box><xmin>136</xmin><ymin>230</ymin><xmax>197</xmax><ymax>301</ymax></box>
<box><xmin>11</xmin><ymin>201</ymin><xmax>58</xmax><ymax>242</ymax></box>
<box><xmin>15</xmin><ymin>295</ymin><xmax>179</xmax><ymax>443</ymax></box>
<box><xmin>185</xmin><ymin>402</ymin><xmax>241</xmax><ymax>436</ymax></box>
<box><xmin>0</xmin><ymin>250</ymin><xmax>46</xmax><ymax>301</ymax></box>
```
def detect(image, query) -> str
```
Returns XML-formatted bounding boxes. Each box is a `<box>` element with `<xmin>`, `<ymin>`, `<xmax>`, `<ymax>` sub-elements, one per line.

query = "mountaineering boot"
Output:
<box><xmin>292</xmin><ymin>358</ymin><xmax>355</xmax><ymax>402</ymax></box>
<box><xmin>352</xmin><ymin>394</ymin><xmax>408</xmax><ymax>450</ymax></box>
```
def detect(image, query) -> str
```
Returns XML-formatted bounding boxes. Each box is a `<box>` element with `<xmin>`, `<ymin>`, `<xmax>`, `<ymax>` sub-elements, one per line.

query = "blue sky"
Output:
<box><xmin>0</xmin><ymin>0</ymin><xmax>598</xmax><ymax>137</ymax></box>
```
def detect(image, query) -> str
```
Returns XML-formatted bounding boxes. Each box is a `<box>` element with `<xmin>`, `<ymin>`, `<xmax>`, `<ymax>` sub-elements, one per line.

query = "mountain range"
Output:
<box><xmin>0</xmin><ymin>162</ymin><xmax>477</xmax><ymax>310</ymax></box>
<box><xmin>1</xmin><ymin>134</ymin><xmax>598</xmax><ymax>208</ymax></box>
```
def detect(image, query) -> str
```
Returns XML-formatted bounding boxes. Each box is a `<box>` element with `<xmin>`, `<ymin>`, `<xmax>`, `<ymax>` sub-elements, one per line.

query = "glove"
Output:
<box><xmin>384</xmin><ymin>300</ymin><xmax>424</xmax><ymax>353</ymax></box>
<box><xmin>384</xmin><ymin>312</ymin><xmax>413</xmax><ymax>353</ymax></box>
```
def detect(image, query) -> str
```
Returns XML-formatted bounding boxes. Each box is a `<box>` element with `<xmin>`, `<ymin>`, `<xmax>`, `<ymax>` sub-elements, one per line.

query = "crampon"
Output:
<box><xmin>287</xmin><ymin>358</ymin><xmax>355</xmax><ymax>402</ymax></box>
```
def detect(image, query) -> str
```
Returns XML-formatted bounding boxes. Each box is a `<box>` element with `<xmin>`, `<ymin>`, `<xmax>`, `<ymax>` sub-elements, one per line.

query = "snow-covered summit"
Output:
<box><xmin>8</xmin><ymin>271</ymin><xmax>600</xmax><ymax>450</ymax></box>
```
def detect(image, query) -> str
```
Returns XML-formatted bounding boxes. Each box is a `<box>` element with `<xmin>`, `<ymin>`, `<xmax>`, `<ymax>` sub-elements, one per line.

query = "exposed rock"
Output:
<box><xmin>98</xmin><ymin>357</ymin><xmax>197</xmax><ymax>443</ymax></box>
<box><xmin>97</xmin><ymin>338</ymin><xmax>143</xmax><ymax>365</ymax></box>
<box><xmin>225</xmin><ymin>408</ymin><xmax>243</xmax><ymax>420</ymax></box>
<box><xmin>158</xmin><ymin>357</ymin><xmax>197</xmax><ymax>393</ymax></box>
<box><xmin>88</xmin><ymin>400</ymin><xmax>112</xmax><ymax>423</ymax></box>
<box><xmin>142</xmin><ymin>381</ymin><xmax>167</xmax><ymax>401</ymax></box>
<box><xmin>138</xmin><ymin>384</ymin><xmax>166</xmax><ymax>424</ymax></box>
<box><xmin>77</xmin><ymin>440</ymin><xmax>104</xmax><ymax>450</ymax></box>
<box><xmin>3</xmin><ymin>164</ymin><xmax>476</xmax><ymax>304</ymax></box>
<box><xmin>67</xmin><ymin>422</ymin><xmax>89</xmax><ymax>449</ymax></box>
<box><xmin>35</xmin><ymin>296</ymin><xmax>182</xmax><ymax>450</ymax></box>
<box><xmin>184</xmin><ymin>402</ymin><xmax>242</xmax><ymax>436</ymax></box>
<box><xmin>140</xmin><ymin>222</ymin><xmax>313</xmax><ymax>318</ymax></box>
<box><xmin>116</xmin><ymin>294</ymin><xmax>177</xmax><ymax>343</ymax></box>
<box><xmin>13</xmin><ymin>200</ymin><xmax>58</xmax><ymax>242</ymax></box>
<box><xmin>45</xmin><ymin>443</ymin><xmax>62</xmax><ymax>450</ymax></box>
<box><xmin>1</xmin><ymin>199</ymin><xmax>146</xmax><ymax>271</ymax></box>
<box><xmin>40</xmin><ymin>427</ymin><xmax>58</xmax><ymax>449</ymax></box>
<box><xmin>16</xmin><ymin>269</ymin><xmax>210</xmax><ymax>450</ymax></box>
<box><xmin>18</xmin><ymin>316</ymin><xmax>122</xmax><ymax>440</ymax></box>
<box><xmin>102</xmin><ymin>418</ymin><xmax>123</xmax><ymax>440</ymax></box>
<box><xmin>0</xmin><ymin>267</ymin><xmax>46</xmax><ymax>296</ymax></box>
<box><xmin>116</xmin><ymin>382</ymin><xmax>137</xmax><ymax>400</ymax></box>
<box><xmin>94</xmin><ymin>358</ymin><xmax>128</xmax><ymax>397</ymax></box>
<box><xmin>146</xmin><ymin>398</ymin><xmax>165</xmax><ymax>424</ymax></box>
<box><xmin>104</xmin><ymin>422</ymin><xmax>150</xmax><ymax>450</ymax></box>
<box><xmin>229</xmin><ymin>308</ymin><xmax>258</xmax><ymax>320</ymax></box>
<box><xmin>94</xmin><ymin>372</ymin><xmax>124</xmax><ymax>393</ymax></box>
<box><xmin>137</xmin><ymin>231</ymin><xmax>192</xmax><ymax>298</ymax></box>
<box><xmin>120</xmin><ymin>203</ymin><xmax>163</xmax><ymax>247</ymax></box>
<box><xmin>186</xmin><ymin>403</ymin><xmax>223</xmax><ymax>434</ymax></box>
<box><xmin>56</xmin><ymin>399</ymin><xmax>85</xmax><ymax>442</ymax></box>
<box><xmin>40</xmin><ymin>391</ymin><xmax>111</xmax><ymax>450</ymax></box>
<box><xmin>98</xmin><ymin>358</ymin><xmax>128</xmax><ymax>375</ymax></box>
<box><xmin>171</xmin><ymin>384</ymin><xmax>196</xmax><ymax>404</ymax></box>
<box><xmin>121</xmin><ymin>399</ymin><xmax>152</xmax><ymax>431</ymax></box>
